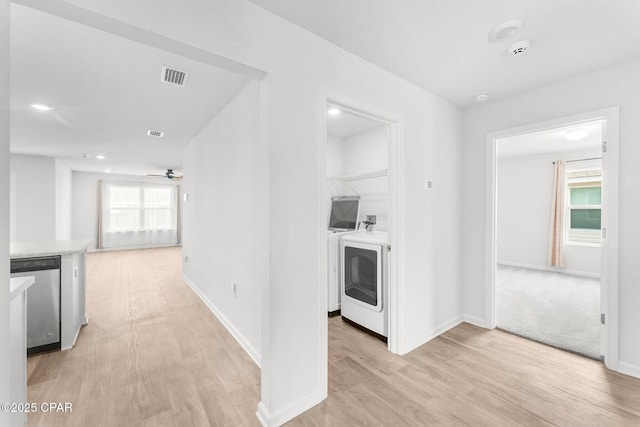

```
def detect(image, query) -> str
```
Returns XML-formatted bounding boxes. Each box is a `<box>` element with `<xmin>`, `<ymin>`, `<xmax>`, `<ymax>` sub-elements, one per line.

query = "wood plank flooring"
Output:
<box><xmin>24</xmin><ymin>247</ymin><xmax>640</xmax><ymax>426</ymax></box>
<box><xmin>290</xmin><ymin>318</ymin><xmax>640</xmax><ymax>426</ymax></box>
<box><xmin>25</xmin><ymin>247</ymin><xmax>260</xmax><ymax>427</ymax></box>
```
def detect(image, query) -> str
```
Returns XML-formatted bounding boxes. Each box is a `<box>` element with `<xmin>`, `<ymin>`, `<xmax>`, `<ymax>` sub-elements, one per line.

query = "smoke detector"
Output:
<box><xmin>161</xmin><ymin>66</ymin><xmax>189</xmax><ymax>87</ymax></box>
<box><xmin>508</xmin><ymin>40</ymin><xmax>530</xmax><ymax>57</ymax></box>
<box><xmin>147</xmin><ymin>130</ymin><xmax>165</xmax><ymax>138</ymax></box>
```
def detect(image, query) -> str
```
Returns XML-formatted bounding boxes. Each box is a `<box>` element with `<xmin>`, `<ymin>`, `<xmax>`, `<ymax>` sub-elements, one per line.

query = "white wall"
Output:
<box><xmin>327</xmin><ymin>126</ymin><xmax>389</xmax><ymax>228</ymax></box>
<box><xmin>55</xmin><ymin>159</ymin><xmax>72</xmax><ymax>240</ymax></box>
<box><xmin>497</xmin><ymin>149</ymin><xmax>601</xmax><ymax>276</ymax></box>
<box><xmin>0</xmin><ymin>0</ymin><xmax>10</xmax><ymax>414</ymax></box>
<box><xmin>9</xmin><ymin>154</ymin><xmax>56</xmax><ymax>242</ymax></box>
<box><xmin>71</xmin><ymin>171</ymin><xmax>181</xmax><ymax>250</ymax></box>
<box><xmin>182</xmin><ymin>80</ymin><xmax>266</xmax><ymax>365</ymax></box>
<box><xmin>463</xmin><ymin>58</ymin><xmax>640</xmax><ymax>374</ymax></box>
<box><xmin>342</xmin><ymin>126</ymin><xmax>387</xmax><ymax>176</ymax></box>
<box><xmin>42</xmin><ymin>1</ymin><xmax>464</xmax><ymax>423</ymax></box>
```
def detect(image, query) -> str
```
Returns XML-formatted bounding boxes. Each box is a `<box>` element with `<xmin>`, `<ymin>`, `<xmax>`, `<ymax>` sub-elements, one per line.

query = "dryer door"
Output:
<box><xmin>342</xmin><ymin>241</ymin><xmax>382</xmax><ymax>312</ymax></box>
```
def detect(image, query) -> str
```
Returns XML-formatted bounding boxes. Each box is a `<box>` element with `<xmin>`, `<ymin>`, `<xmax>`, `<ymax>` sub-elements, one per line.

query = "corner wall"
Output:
<box><xmin>181</xmin><ymin>80</ymin><xmax>266</xmax><ymax>364</ymax></box>
<box><xmin>463</xmin><ymin>58</ymin><xmax>640</xmax><ymax>374</ymax></box>
<box><xmin>0</xmin><ymin>0</ymin><xmax>10</xmax><ymax>414</ymax></box>
<box><xmin>9</xmin><ymin>154</ymin><xmax>56</xmax><ymax>242</ymax></box>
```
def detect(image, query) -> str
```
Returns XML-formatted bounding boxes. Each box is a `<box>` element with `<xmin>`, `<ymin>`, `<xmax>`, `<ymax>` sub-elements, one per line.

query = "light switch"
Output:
<box><xmin>183</xmin><ymin>193</ymin><xmax>189</xmax><ymax>202</ymax></box>
<box><xmin>422</xmin><ymin>179</ymin><xmax>433</xmax><ymax>191</ymax></box>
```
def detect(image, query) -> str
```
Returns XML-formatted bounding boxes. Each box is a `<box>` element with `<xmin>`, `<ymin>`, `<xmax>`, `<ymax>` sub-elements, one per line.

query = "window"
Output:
<box><xmin>566</xmin><ymin>169</ymin><xmax>601</xmax><ymax>245</ymax></box>
<box><xmin>108</xmin><ymin>184</ymin><xmax>174</xmax><ymax>232</ymax></box>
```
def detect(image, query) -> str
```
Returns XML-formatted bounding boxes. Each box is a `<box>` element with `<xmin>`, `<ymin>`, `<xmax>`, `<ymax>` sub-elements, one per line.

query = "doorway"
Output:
<box><xmin>486</xmin><ymin>107</ymin><xmax>619</xmax><ymax>368</ymax></box>
<box><xmin>495</xmin><ymin>120</ymin><xmax>603</xmax><ymax>359</ymax></box>
<box><xmin>324</xmin><ymin>103</ymin><xmax>391</xmax><ymax>345</ymax></box>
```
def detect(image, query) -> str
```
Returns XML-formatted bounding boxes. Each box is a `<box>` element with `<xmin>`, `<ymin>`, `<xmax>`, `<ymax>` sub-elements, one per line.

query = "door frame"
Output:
<box><xmin>485</xmin><ymin>107</ymin><xmax>619</xmax><ymax>369</ymax></box>
<box><xmin>317</xmin><ymin>89</ymin><xmax>404</xmax><ymax>396</ymax></box>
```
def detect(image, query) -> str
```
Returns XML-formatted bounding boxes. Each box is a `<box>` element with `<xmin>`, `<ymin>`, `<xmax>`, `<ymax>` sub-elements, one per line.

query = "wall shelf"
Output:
<box><xmin>327</xmin><ymin>169</ymin><xmax>388</xmax><ymax>182</ymax></box>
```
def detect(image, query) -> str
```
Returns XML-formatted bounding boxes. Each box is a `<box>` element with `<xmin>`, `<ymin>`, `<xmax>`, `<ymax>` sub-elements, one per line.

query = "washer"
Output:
<box><xmin>327</xmin><ymin>230</ymin><xmax>357</xmax><ymax>314</ymax></box>
<box><xmin>340</xmin><ymin>231</ymin><xmax>388</xmax><ymax>337</ymax></box>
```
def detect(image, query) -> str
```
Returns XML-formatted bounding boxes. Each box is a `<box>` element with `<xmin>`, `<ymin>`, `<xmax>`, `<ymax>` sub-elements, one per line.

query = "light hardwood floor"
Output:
<box><xmin>26</xmin><ymin>247</ymin><xmax>260</xmax><ymax>427</ymax></box>
<box><xmin>25</xmin><ymin>247</ymin><xmax>640</xmax><ymax>426</ymax></box>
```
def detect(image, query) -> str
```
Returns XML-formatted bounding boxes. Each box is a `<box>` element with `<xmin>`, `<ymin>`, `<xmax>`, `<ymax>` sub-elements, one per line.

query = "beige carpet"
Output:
<box><xmin>496</xmin><ymin>264</ymin><xmax>600</xmax><ymax>360</ymax></box>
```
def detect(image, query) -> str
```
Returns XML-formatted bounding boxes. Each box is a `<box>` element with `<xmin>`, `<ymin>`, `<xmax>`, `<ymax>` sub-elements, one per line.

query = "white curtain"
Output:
<box><xmin>549</xmin><ymin>161</ymin><xmax>566</xmax><ymax>267</ymax></box>
<box><xmin>99</xmin><ymin>181</ymin><xmax>179</xmax><ymax>249</ymax></box>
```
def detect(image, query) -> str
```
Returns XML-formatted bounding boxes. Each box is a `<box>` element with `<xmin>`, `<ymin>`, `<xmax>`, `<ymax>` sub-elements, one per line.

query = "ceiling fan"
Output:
<box><xmin>146</xmin><ymin>169</ymin><xmax>183</xmax><ymax>180</ymax></box>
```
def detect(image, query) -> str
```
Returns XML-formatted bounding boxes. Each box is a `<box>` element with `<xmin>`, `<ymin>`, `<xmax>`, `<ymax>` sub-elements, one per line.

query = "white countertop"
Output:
<box><xmin>10</xmin><ymin>276</ymin><xmax>35</xmax><ymax>300</ymax></box>
<box><xmin>10</xmin><ymin>239</ymin><xmax>92</xmax><ymax>259</ymax></box>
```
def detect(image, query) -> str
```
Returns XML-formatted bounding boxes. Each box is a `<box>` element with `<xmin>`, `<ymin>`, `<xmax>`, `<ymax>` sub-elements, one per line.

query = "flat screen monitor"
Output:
<box><xmin>328</xmin><ymin>197</ymin><xmax>360</xmax><ymax>231</ymax></box>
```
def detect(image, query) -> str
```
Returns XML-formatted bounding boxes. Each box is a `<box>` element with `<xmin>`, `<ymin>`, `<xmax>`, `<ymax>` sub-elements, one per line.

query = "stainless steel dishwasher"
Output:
<box><xmin>10</xmin><ymin>256</ymin><xmax>61</xmax><ymax>354</ymax></box>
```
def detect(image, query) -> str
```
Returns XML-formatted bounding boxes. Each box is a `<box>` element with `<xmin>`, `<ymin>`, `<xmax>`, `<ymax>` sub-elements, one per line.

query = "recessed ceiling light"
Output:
<box><xmin>488</xmin><ymin>20</ymin><xmax>523</xmax><ymax>41</ymax></box>
<box><xmin>474</xmin><ymin>92</ymin><xmax>490</xmax><ymax>103</ymax></box>
<box><xmin>508</xmin><ymin>40</ymin><xmax>530</xmax><ymax>56</ymax></box>
<box><xmin>327</xmin><ymin>108</ymin><xmax>341</xmax><ymax>116</ymax></box>
<box><xmin>565</xmin><ymin>129</ymin><xmax>589</xmax><ymax>141</ymax></box>
<box><xmin>31</xmin><ymin>103</ymin><xmax>53</xmax><ymax>111</ymax></box>
<box><xmin>96</xmin><ymin>154</ymin><xmax>106</xmax><ymax>160</ymax></box>
<box><xmin>81</xmin><ymin>153</ymin><xmax>90</xmax><ymax>159</ymax></box>
<box><xmin>104</xmin><ymin>169</ymin><xmax>111</xmax><ymax>173</ymax></box>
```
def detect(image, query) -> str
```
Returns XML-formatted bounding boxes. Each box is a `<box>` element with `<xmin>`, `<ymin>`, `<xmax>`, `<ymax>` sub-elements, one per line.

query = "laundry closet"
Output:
<box><xmin>325</xmin><ymin>106</ymin><xmax>390</xmax><ymax>341</ymax></box>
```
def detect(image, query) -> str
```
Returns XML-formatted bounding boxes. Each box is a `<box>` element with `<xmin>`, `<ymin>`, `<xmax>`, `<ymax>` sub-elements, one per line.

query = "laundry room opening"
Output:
<box><xmin>322</xmin><ymin>100</ymin><xmax>395</xmax><ymax>351</ymax></box>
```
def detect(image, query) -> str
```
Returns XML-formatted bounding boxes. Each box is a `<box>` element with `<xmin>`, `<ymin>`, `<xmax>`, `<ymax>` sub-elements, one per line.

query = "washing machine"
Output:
<box><xmin>327</xmin><ymin>230</ymin><xmax>358</xmax><ymax>314</ymax></box>
<box><xmin>340</xmin><ymin>231</ymin><xmax>388</xmax><ymax>337</ymax></box>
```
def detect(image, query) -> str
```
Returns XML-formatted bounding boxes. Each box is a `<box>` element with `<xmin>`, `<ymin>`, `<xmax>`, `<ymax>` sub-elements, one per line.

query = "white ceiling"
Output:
<box><xmin>249</xmin><ymin>0</ymin><xmax>640</xmax><ymax>107</ymax></box>
<box><xmin>497</xmin><ymin>120</ymin><xmax>603</xmax><ymax>159</ymax></box>
<box><xmin>327</xmin><ymin>107</ymin><xmax>385</xmax><ymax>139</ymax></box>
<box><xmin>10</xmin><ymin>4</ymin><xmax>250</xmax><ymax>176</ymax></box>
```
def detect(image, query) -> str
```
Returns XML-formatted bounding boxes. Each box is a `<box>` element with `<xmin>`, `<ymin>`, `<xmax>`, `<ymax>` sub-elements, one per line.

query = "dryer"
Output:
<box><xmin>340</xmin><ymin>231</ymin><xmax>388</xmax><ymax>337</ymax></box>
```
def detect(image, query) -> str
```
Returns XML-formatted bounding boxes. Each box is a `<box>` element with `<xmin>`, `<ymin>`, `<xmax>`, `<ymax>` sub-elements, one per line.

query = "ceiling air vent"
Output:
<box><xmin>161</xmin><ymin>66</ymin><xmax>188</xmax><ymax>87</ymax></box>
<box><xmin>147</xmin><ymin>130</ymin><xmax>165</xmax><ymax>138</ymax></box>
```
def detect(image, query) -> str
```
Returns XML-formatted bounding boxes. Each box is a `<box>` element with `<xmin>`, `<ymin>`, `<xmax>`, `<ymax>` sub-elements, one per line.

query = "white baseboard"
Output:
<box><xmin>256</xmin><ymin>390</ymin><xmax>325</xmax><ymax>427</ymax></box>
<box><xmin>88</xmin><ymin>243</ymin><xmax>182</xmax><ymax>253</ymax></box>
<box><xmin>497</xmin><ymin>260</ymin><xmax>600</xmax><ymax>279</ymax></box>
<box><xmin>181</xmin><ymin>273</ymin><xmax>261</xmax><ymax>367</ymax></box>
<box><xmin>618</xmin><ymin>361</ymin><xmax>640</xmax><ymax>379</ymax></box>
<box><xmin>463</xmin><ymin>314</ymin><xmax>489</xmax><ymax>329</ymax></box>
<box><xmin>400</xmin><ymin>315</ymin><xmax>464</xmax><ymax>355</ymax></box>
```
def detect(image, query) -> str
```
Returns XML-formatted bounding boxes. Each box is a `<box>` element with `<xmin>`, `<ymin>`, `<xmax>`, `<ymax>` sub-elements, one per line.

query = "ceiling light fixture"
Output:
<box><xmin>31</xmin><ymin>103</ymin><xmax>53</xmax><ymax>111</ymax></box>
<box><xmin>488</xmin><ymin>20</ymin><xmax>523</xmax><ymax>41</ymax></box>
<box><xmin>104</xmin><ymin>169</ymin><xmax>111</xmax><ymax>173</ymax></box>
<box><xmin>508</xmin><ymin>40</ymin><xmax>530</xmax><ymax>56</ymax></box>
<box><xmin>327</xmin><ymin>107</ymin><xmax>341</xmax><ymax>116</ymax></box>
<box><xmin>474</xmin><ymin>92</ymin><xmax>490</xmax><ymax>103</ymax></box>
<box><xmin>96</xmin><ymin>154</ymin><xmax>106</xmax><ymax>160</ymax></box>
<box><xmin>565</xmin><ymin>129</ymin><xmax>589</xmax><ymax>141</ymax></box>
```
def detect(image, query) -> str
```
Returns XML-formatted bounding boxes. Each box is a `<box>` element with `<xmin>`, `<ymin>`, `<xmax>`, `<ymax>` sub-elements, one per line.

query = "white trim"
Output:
<box><xmin>399</xmin><ymin>315</ymin><xmax>464</xmax><ymax>355</ymax></box>
<box><xmin>617</xmin><ymin>362</ymin><xmax>640</xmax><ymax>379</ymax></box>
<box><xmin>496</xmin><ymin>261</ymin><xmax>600</xmax><ymax>279</ymax></box>
<box><xmin>87</xmin><ymin>243</ymin><xmax>182</xmax><ymax>253</ymax></box>
<box><xmin>463</xmin><ymin>314</ymin><xmax>490</xmax><ymax>329</ymax></box>
<box><xmin>485</xmin><ymin>107</ymin><xmax>620</xmax><ymax>371</ymax></box>
<box><xmin>257</xmin><ymin>390</ymin><xmax>325</xmax><ymax>427</ymax></box>
<box><xmin>181</xmin><ymin>273</ymin><xmax>261</xmax><ymax>367</ymax></box>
